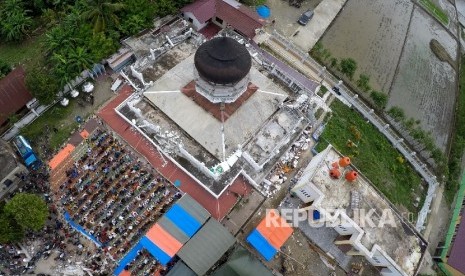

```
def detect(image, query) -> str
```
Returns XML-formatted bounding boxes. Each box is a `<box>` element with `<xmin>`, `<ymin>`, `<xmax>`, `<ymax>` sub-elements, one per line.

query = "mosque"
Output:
<box><xmin>118</xmin><ymin>33</ymin><xmax>312</xmax><ymax>200</ymax></box>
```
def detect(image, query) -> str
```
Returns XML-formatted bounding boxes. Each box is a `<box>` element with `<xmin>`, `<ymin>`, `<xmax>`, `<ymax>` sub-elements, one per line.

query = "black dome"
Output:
<box><xmin>194</xmin><ymin>37</ymin><xmax>252</xmax><ymax>84</ymax></box>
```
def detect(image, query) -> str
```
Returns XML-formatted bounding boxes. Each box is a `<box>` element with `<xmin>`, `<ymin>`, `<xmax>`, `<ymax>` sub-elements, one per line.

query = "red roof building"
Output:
<box><xmin>181</xmin><ymin>0</ymin><xmax>266</xmax><ymax>38</ymax></box>
<box><xmin>0</xmin><ymin>67</ymin><xmax>33</xmax><ymax>126</ymax></box>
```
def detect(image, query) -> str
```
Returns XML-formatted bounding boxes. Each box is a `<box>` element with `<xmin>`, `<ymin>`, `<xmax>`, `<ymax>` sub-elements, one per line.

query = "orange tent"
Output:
<box><xmin>80</xmin><ymin>129</ymin><xmax>89</xmax><ymax>139</ymax></box>
<box><xmin>49</xmin><ymin>143</ymin><xmax>75</xmax><ymax>170</ymax></box>
<box><xmin>145</xmin><ymin>223</ymin><xmax>183</xmax><ymax>257</ymax></box>
<box><xmin>256</xmin><ymin>210</ymin><xmax>293</xmax><ymax>249</ymax></box>
<box><xmin>118</xmin><ymin>270</ymin><xmax>131</xmax><ymax>276</ymax></box>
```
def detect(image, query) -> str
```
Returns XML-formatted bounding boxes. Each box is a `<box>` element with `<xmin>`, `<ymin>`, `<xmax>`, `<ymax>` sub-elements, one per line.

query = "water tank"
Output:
<box><xmin>329</xmin><ymin>168</ymin><xmax>341</xmax><ymax>179</ymax></box>
<box><xmin>338</xmin><ymin>157</ymin><xmax>351</xmax><ymax>167</ymax></box>
<box><xmin>345</xmin><ymin>170</ymin><xmax>358</xmax><ymax>182</ymax></box>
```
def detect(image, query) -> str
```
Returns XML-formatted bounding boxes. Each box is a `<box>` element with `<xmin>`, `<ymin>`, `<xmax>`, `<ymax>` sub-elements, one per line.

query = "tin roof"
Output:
<box><xmin>178</xmin><ymin>218</ymin><xmax>235</xmax><ymax>275</ymax></box>
<box><xmin>0</xmin><ymin>67</ymin><xmax>33</xmax><ymax>125</ymax></box>
<box><xmin>447</xmin><ymin>216</ymin><xmax>465</xmax><ymax>274</ymax></box>
<box><xmin>166</xmin><ymin>261</ymin><xmax>197</xmax><ymax>276</ymax></box>
<box><xmin>181</xmin><ymin>0</ymin><xmax>265</xmax><ymax>38</ymax></box>
<box><xmin>212</xmin><ymin>246</ymin><xmax>273</xmax><ymax>276</ymax></box>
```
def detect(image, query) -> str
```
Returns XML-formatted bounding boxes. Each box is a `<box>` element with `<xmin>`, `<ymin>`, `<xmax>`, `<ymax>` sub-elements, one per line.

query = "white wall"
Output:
<box><xmin>212</xmin><ymin>16</ymin><xmax>227</xmax><ymax>28</ymax></box>
<box><xmin>195</xmin><ymin>70</ymin><xmax>250</xmax><ymax>103</ymax></box>
<box><xmin>182</xmin><ymin>12</ymin><xmax>208</xmax><ymax>31</ymax></box>
<box><xmin>294</xmin><ymin>183</ymin><xmax>320</xmax><ymax>203</ymax></box>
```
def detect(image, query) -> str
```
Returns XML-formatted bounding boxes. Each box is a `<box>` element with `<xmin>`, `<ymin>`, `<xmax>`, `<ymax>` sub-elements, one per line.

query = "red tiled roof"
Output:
<box><xmin>181</xmin><ymin>0</ymin><xmax>265</xmax><ymax>38</ymax></box>
<box><xmin>0</xmin><ymin>67</ymin><xmax>33</xmax><ymax>125</ymax></box>
<box><xmin>448</xmin><ymin>217</ymin><xmax>465</xmax><ymax>274</ymax></box>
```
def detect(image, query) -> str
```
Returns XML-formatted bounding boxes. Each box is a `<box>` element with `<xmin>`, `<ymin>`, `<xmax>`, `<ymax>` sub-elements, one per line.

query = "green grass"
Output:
<box><xmin>317</xmin><ymin>85</ymin><xmax>328</xmax><ymax>97</ymax></box>
<box><xmin>0</xmin><ymin>33</ymin><xmax>45</xmax><ymax>68</ymax></box>
<box><xmin>20</xmin><ymin>100</ymin><xmax>78</xmax><ymax>156</ymax></box>
<box><xmin>445</xmin><ymin>56</ymin><xmax>465</xmax><ymax>203</ymax></box>
<box><xmin>419</xmin><ymin>0</ymin><xmax>449</xmax><ymax>25</ymax></box>
<box><xmin>315</xmin><ymin>100</ymin><xmax>425</xmax><ymax>213</ymax></box>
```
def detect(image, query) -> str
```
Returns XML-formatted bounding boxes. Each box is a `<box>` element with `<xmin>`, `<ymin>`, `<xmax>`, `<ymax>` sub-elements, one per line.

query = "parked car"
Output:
<box><xmin>298</xmin><ymin>10</ymin><xmax>314</xmax><ymax>26</ymax></box>
<box><xmin>332</xmin><ymin>86</ymin><xmax>341</xmax><ymax>95</ymax></box>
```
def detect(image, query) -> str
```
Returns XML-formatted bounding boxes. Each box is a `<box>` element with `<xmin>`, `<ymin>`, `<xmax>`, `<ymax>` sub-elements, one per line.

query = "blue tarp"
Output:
<box><xmin>256</xmin><ymin>5</ymin><xmax>271</xmax><ymax>18</ymax></box>
<box><xmin>63</xmin><ymin>212</ymin><xmax>102</xmax><ymax>247</ymax></box>
<box><xmin>165</xmin><ymin>204</ymin><xmax>201</xmax><ymax>237</ymax></box>
<box><xmin>140</xmin><ymin>236</ymin><xmax>172</xmax><ymax>265</ymax></box>
<box><xmin>114</xmin><ymin>242</ymin><xmax>144</xmax><ymax>275</ymax></box>
<box><xmin>25</xmin><ymin>154</ymin><xmax>37</xmax><ymax>167</ymax></box>
<box><xmin>246</xmin><ymin>229</ymin><xmax>278</xmax><ymax>261</ymax></box>
<box><xmin>313</xmin><ymin>210</ymin><xmax>321</xmax><ymax>220</ymax></box>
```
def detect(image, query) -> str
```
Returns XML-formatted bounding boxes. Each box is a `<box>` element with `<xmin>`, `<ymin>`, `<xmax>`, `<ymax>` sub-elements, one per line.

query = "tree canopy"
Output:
<box><xmin>25</xmin><ymin>63</ymin><xmax>60</xmax><ymax>105</ymax></box>
<box><xmin>4</xmin><ymin>193</ymin><xmax>48</xmax><ymax>232</ymax></box>
<box><xmin>0</xmin><ymin>0</ymin><xmax>33</xmax><ymax>42</ymax></box>
<box><xmin>82</xmin><ymin>0</ymin><xmax>125</xmax><ymax>34</ymax></box>
<box><xmin>0</xmin><ymin>0</ymin><xmax>194</xmax><ymax>103</ymax></box>
<box><xmin>0</xmin><ymin>212</ymin><xmax>24</xmax><ymax>244</ymax></box>
<box><xmin>340</xmin><ymin>58</ymin><xmax>357</xmax><ymax>80</ymax></box>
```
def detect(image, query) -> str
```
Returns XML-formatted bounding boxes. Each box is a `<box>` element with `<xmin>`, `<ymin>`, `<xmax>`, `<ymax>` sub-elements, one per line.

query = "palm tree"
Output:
<box><xmin>0</xmin><ymin>5</ymin><xmax>32</xmax><ymax>41</ymax></box>
<box><xmin>51</xmin><ymin>53</ymin><xmax>76</xmax><ymax>92</ymax></box>
<box><xmin>43</xmin><ymin>27</ymin><xmax>78</xmax><ymax>55</ymax></box>
<box><xmin>68</xmin><ymin>47</ymin><xmax>93</xmax><ymax>72</ymax></box>
<box><xmin>81</xmin><ymin>0</ymin><xmax>125</xmax><ymax>34</ymax></box>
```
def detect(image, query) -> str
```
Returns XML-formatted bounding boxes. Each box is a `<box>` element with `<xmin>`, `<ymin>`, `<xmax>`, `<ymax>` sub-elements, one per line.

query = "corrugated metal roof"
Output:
<box><xmin>178</xmin><ymin>218</ymin><xmax>235</xmax><ymax>276</ymax></box>
<box><xmin>158</xmin><ymin>216</ymin><xmax>190</xmax><ymax>244</ymax></box>
<box><xmin>215</xmin><ymin>0</ymin><xmax>265</xmax><ymax>38</ymax></box>
<box><xmin>181</xmin><ymin>0</ymin><xmax>216</xmax><ymax>23</ymax></box>
<box><xmin>447</xmin><ymin>218</ymin><xmax>465</xmax><ymax>274</ymax></box>
<box><xmin>181</xmin><ymin>0</ymin><xmax>265</xmax><ymax>39</ymax></box>
<box><xmin>166</xmin><ymin>261</ymin><xmax>197</xmax><ymax>276</ymax></box>
<box><xmin>176</xmin><ymin>194</ymin><xmax>210</xmax><ymax>224</ymax></box>
<box><xmin>0</xmin><ymin>67</ymin><xmax>33</xmax><ymax>125</ymax></box>
<box><xmin>212</xmin><ymin>246</ymin><xmax>273</xmax><ymax>276</ymax></box>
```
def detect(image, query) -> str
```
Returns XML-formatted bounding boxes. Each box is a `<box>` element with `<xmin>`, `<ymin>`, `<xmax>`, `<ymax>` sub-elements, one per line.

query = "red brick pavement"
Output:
<box><xmin>98</xmin><ymin>84</ymin><xmax>252</xmax><ymax>219</ymax></box>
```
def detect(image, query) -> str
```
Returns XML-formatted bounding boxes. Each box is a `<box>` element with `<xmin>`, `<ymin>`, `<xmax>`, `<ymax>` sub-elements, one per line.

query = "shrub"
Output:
<box><xmin>370</xmin><ymin>90</ymin><xmax>388</xmax><ymax>109</ymax></box>
<box><xmin>356</xmin><ymin>74</ymin><xmax>371</xmax><ymax>92</ymax></box>
<box><xmin>387</xmin><ymin>106</ymin><xmax>405</xmax><ymax>121</ymax></box>
<box><xmin>330</xmin><ymin>57</ymin><xmax>338</xmax><ymax>68</ymax></box>
<box><xmin>340</xmin><ymin>58</ymin><xmax>357</xmax><ymax>79</ymax></box>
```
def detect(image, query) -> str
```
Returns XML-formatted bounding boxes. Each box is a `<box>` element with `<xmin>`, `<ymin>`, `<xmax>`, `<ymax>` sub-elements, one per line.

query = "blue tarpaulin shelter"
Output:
<box><xmin>63</xmin><ymin>212</ymin><xmax>102</xmax><ymax>247</ymax></box>
<box><xmin>256</xmin><ymin>5</ymin><xmax>271</xmax><ymax>19</ymax></box>
<box><xmin>140</xmin><ymin>236</ymin><xmax>172</xmax><ymax>265</ymax></box>
<box><xmin>165</xmin><ymin>204</ymin><xmax>202</xmax><ymax>237</ymax></box>
<box><xmin>246</xmin><ymin>229</ymin><xmax>277</xmax><ymax>261</ymax></box>
<box><xmin>114</xmin><ymin>242</ymin><xmax>144</xmax><ymax>275</ymax></box>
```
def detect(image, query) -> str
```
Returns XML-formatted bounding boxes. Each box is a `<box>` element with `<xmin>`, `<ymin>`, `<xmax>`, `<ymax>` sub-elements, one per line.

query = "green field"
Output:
<box><xmin>419</xmin><ymin>0</ymin><xmax>449</xmax><ymax>25</ymax></box>
<box><xmin>315</xmin><ymin>100</ymin><xmax>425</xmax><ymax>213</ymax></box>
<box><xmin>0</xmin><ymin>34</ymin><xmax>44</xmax><ymax>68</ymax></box>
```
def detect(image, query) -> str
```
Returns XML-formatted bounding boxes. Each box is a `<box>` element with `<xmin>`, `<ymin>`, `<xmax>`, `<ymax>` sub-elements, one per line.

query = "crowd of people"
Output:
<box><xmin>53</xmin><ymin>128</ymin><xmax>180</xmax><ymax>274</ymax></box>
<box><xmin>123</xmin><ymin>250</ymin><xmax>180</xmax><ymax>276</ymax></box>
<box><xmin>0</xmin><ymin>168</ymin><xmax>88</xmax><ymax>275</ymax></box>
